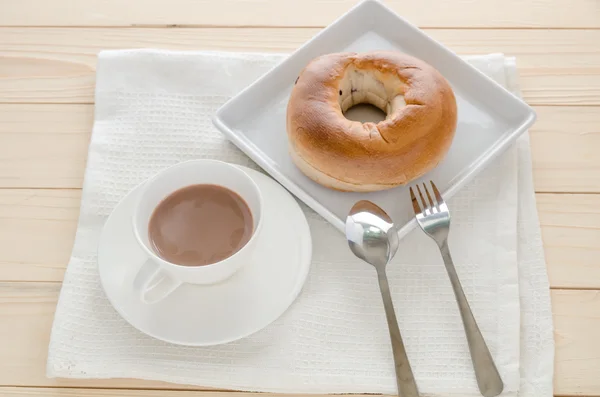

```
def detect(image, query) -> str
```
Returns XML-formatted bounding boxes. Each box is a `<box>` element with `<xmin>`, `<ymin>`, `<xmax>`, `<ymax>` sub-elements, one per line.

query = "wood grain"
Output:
<box><xmin>553</xmin><ymin>290</ymin><xmax>600</xmax><ymax>396</ymax></box>
<box><xmin>0</xmin><ymin>391</ymin><xmax>246</xmax><ymax>397</ymax></box>
<box><xmin>0</xmin><ymin>189</ymin><xmax>598</xmax><ymax>289</ymax></box>
<box><xmin>0</xmin><ymin>104</ymin><xmax>91</xmax><ymax>188</ymax></box>
<box><xmin>0</xmin><ymin>28</ymin><xmax>599</xmax><ymax>104</ymax></box>
<box><xmin>538</xmin><ymin>194</ymin><xmax>600</xmax><ymax>289</ymax></box>
<box><xmin>0</xmin><ymin>0</ymin><xmax>598</xmax><ymax>28</ymax></box>
<box><xmin>0</xmin><ymin>283</ymin><xmax>597</xmax><ymax>395</ymax></box>
<box><xmin>530</xmin><ymin>106</ymin><xmax>600</xmax><ymax>193</ymax></box>
<box><xmin>2</xmin><ymin>104</ymin><xmax>599</xmax><ymax>192</ymax></box>
<box><xmin>0</xmin><ymin>190</ymin><xmax>80</xmax><ymax>282</ymax></box>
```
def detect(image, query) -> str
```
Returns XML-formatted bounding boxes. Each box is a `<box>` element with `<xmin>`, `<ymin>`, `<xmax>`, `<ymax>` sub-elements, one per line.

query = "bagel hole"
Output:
<box><xmin>343</xmin><ymin>103</ymin><xmax>387</xmax><ymax>124</ymax></box>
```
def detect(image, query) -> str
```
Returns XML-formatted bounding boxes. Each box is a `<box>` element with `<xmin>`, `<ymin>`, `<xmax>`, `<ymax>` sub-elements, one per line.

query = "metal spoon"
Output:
<box><xmin>346</xmin><ymin>200</ymin><xmax>419</xmax><ymax>397</ymax></box>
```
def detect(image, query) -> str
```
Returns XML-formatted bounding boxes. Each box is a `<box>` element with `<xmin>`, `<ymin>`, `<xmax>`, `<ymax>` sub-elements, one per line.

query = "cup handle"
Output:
<box><xmin>133</xmin><ymin>259</ymin><xmax>182</xmax><ymax>304</ymax></box>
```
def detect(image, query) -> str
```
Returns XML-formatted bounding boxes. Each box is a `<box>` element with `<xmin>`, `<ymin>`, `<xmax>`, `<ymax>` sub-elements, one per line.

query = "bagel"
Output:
<box><xmin>286</xmin><ymin>51</ymin><xmax>457</xmax><ymax>192</ymax></box>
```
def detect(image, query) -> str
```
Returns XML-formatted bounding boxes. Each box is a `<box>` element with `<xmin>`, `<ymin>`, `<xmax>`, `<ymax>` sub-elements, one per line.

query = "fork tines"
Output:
<box><xmin>410</xmin><ymin>181</ymin><xmax>444</xmax><ymax>215</ymax></box>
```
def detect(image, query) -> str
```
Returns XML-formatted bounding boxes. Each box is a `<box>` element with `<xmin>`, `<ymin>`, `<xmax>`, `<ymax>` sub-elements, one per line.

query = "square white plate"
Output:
<box><xmin>212</xmin><ymin>0</ymin><xmax>536</xmax><ymax>238</ymax></box>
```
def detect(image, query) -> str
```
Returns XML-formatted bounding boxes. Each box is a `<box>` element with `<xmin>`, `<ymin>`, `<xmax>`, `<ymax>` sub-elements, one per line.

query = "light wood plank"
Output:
<box><xmin>0</xmin><ymin>283</ymin><xmax>597</xmax><ymax>395</ymax></box>
<box><xmin>553</xmin><ymin>290</ymin><xmax>600</xmax><ymax>396</ymax></box>
<box><xmin>0</xmin><ymin>104</ymin><xmax>91</xmax><ymax>188</ymax></box>
<box><xmin>0</xmin><ymin>189</ymin><xmax>599</xmax><ymax>288</ymax></box>
<box><xmin>0</xmin><ymin>0</ymin><xmax>597</xmax><ymax>28</ymax></box>
<box><xmin>538</xmin><ymin>194</ymin><xmax>600</xmax><ymax>289</ymax></box>
<box><xmin>0</xmin><ymin>28</ymin><xmax>599</xmax><ymax>105</ymax></box>
<box><xmin>3</xmin><ymin>104</ymin><xmax>599</xmax><ymax>192</ymax></box>
<box><xmin>0</xmin><ymin>190</ymin><xmax>80</xmax><ymax>282</ymax></box>
<box><xmin>0</xmin><ymin>390</ymin><xmax>228</xmax><ymax>397</ymax></box>
<box><xmin>530</xmin><ymin>106</ymin><xmax>600</xmax><ymax>193</ymax></box>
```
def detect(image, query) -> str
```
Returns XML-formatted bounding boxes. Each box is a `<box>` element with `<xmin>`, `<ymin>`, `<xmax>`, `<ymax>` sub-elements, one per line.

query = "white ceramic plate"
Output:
<box><xmin>97</xmin><ymin>166</ymin><xmax>312</xmax><ymax>346</ymax></box>
<box><xmin>212</xmin><ymin>0</ymin><xmax>536</xmax><ymax>238</ymax></box>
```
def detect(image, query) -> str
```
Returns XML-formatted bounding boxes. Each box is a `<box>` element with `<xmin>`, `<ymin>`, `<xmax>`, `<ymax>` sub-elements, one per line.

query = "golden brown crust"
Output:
<box><xmin>286</xmin><ymin>51</ymin><xmax>457</xmax><ymax>191</ymax></box>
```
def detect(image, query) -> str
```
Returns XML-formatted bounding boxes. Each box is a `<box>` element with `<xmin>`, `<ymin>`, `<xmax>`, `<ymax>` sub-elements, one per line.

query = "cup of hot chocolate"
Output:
<box><xmin>131</xmin><ymin>159</ymin><xmax>262</xmax><ymax>304</ymax></box>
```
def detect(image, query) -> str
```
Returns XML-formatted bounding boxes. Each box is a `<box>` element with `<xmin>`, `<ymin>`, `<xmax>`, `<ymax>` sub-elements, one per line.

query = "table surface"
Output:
<box><xmin>0</xmin><ymin>0</ymin><xmax>599</xmax><ymax>396</ymax></box>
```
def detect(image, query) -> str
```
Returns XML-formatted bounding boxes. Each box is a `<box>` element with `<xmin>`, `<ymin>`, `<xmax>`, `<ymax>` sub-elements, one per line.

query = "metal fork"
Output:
<box><xmin>410</xmin><ymin>181</ymin><xmax>504</xmax><ymax>397</ymax></box>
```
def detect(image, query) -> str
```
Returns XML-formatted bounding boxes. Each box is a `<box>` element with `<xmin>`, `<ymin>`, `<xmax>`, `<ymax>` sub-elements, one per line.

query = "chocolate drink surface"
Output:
<box><xmin>148</xmin><ymin>184</ymin><xmax>253</xmax><ymax>266</ymax></box>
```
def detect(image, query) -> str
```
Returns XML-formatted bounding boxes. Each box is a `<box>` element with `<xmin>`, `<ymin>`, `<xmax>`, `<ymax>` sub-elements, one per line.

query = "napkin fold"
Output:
<box><xmin>47</xmin><ymin>50</ymin><xmax>553</xmax><ymax>397</ymax></box>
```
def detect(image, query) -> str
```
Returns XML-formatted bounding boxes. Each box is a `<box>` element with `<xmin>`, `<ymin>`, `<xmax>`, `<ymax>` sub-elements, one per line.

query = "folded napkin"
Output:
<box><xmin>47</xmin><ymin>50</ymin><xmax>553</xmax><ymax>396</ymax></box>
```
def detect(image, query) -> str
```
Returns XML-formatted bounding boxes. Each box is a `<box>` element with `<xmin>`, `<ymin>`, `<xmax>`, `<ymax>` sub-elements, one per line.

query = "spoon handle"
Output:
<box><xmin>377</xmin><ymin>270</ymin><xmax>419</xmax><ymax>397</ymax></box>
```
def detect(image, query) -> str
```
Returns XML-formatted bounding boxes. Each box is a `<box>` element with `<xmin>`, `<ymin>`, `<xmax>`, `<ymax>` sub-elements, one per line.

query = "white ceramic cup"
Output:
<box><xmin>131</xmin><ymin>160</ymin><xmax>263</xmax><ymax>304</ymax></box>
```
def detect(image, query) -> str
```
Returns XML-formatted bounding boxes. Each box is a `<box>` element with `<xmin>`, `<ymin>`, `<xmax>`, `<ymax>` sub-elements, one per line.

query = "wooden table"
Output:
<box><xmin>1</xmin><ymin>0</ymin><xmax>599</xmax><ymax>396</ymax></box>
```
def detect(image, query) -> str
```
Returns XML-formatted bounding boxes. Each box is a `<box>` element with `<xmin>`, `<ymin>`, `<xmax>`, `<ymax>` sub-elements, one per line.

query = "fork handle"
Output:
<box><xmin>439</xmin><ymin>241</ymin><xmax>504</xmax><ymax>397</ymax></box>
<box><xmin>377</xmin><ymin>270</ymin><xmax>419</xmax><ymax>397</ymax></box>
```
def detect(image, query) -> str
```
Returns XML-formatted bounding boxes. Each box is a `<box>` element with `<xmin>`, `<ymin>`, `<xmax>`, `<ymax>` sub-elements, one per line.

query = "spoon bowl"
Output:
<box><xmin>346</xmin><ymin>200</ymin><xmax>399</xmax><ymax>270</ymax></box>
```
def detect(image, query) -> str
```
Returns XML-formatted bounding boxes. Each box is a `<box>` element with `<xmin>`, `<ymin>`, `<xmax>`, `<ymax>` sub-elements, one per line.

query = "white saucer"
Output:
<box><xmin>98</xmin><ymin>166</ymin><xmax>312</xmax><ymax>346</ymax></box>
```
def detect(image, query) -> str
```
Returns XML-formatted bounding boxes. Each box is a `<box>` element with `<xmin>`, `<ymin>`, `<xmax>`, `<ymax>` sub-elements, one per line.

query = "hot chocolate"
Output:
<box><xmin>148</xmin><ymin>184</ymin><xmax>253</xmax><ymax>266</ymax></box>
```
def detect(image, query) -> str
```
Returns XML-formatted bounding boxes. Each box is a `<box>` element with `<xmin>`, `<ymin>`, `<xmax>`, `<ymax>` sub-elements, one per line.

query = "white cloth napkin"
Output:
<box><xmin>47</xmin><ymin>50</ymin><xmax>553</xmax><ymax>397</ymax></box>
